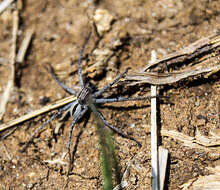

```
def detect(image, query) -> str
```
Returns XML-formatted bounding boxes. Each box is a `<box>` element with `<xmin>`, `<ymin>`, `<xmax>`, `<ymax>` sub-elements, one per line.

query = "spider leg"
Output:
<box><xmin>69</xmin><ymin>100</ymin><xmax>78</xmax><ymax>117</ymax></box>
<box><xmin>72</xmin><ymin>104</ymin><xmax>82</xmax><ymax>119</ymax></box>
<box><xmin>77</xmin><ymin>32</ymin><xmax>92</xmax><ymax>88</ymax></box>
<box><xmin>66</xmin><ymin>106</ymin><xmax>88</xmax><ymax>166</ymax></box>
<box><xmin>95</xmin><ymin>95</ymin><xmax>168</xmax><ymax>104</ymax></box>
<box><xmin>20</xmin><ymin>102</ymin><xmax>73</xmax><ymax>152</ymax></box>
<box><xmin>93</xmin><ymin>68</ymin><xmax>129</xmax><ymax>98</ymax></box>
<box><xmin>96</xmin><ymin>109</ymin><xmax>142</xmax><ymax>147</ymax></box>
<box><xmin>46</xmin><ymin>65</ymin><xmax>78</xmax><ymax>95</ymax></box>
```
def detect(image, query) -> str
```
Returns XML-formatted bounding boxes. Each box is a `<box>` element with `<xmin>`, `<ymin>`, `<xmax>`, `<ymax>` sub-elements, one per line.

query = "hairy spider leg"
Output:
<box><xmin>66</xmin><ymin>107</ymin><xmax>88</xmax><ymax>162</ymax></box>
<box><xmin>93</xmin><ymin>68</ymin><xmax>129</xmax><ymax>98</ymax></box>
<box><xmin>96</xmin><ymin>109</ymin><xmax>142</xmax><ymax>147</ymax></box>
<box><xmin>77</xmin><ymin>32</ymin><xmax>92</xmax><ymax>88</ymax></box>
<box><xmin>46</xmin><ymin>66</ymin><xmax>78</xmax><ymax>95</ymax></box>
<box><xmin>21</xmin><ymin>102</ymin><xmax>73</xmax><ymax>152</ymax></box>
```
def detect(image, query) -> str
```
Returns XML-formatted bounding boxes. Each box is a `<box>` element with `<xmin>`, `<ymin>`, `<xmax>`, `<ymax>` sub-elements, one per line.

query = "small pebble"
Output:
<box><xmin>93</xmin><ymin>9</ymin><xmax>114</xmax><ymax>36</ymax></box>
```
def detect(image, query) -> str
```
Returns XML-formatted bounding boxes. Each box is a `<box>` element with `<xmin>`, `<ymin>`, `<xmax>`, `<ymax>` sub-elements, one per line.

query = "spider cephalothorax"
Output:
<box><xmin>77</xmin><ymin>83</ymin><xmax>94</xmax><ymax>106</ymax></box>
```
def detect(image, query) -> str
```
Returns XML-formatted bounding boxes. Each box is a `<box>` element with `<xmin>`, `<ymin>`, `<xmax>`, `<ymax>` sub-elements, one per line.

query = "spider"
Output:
<box><xmin>22</xmin><ymin>32</ymin><xmax>156</xmax><ymax>162</ymax></box>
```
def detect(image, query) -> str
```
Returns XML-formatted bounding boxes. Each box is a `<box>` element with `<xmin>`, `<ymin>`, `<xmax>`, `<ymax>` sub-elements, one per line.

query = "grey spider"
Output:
<box><xmin>22</xmin><ymin>32</ymin><xmax>155</xmax><ymax>160</ymax></box>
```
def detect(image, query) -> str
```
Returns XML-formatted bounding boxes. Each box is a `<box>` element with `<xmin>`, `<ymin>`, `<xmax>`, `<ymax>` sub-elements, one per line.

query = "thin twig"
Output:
<box><xmin>2</xmin><ymin>142</ymin><xmax>12</xmax><ymax>160</ymax></box>
<box><xmin>113</xmin><ymin>161</ymin><xmax>131</xmax><ymax>190</ymax></box>
<box><xmin>143</xmin><ymin>33</ymin><xmax>220</xmax><ymax>71</ymax></box>
<box><xmin>0</xmin><ymin>9</ymin><xmax>18</xmax><ymax>120</ymax></box>
<box><xmin>160</xmin><ymin>129</ymin><xmax>220</xmax><ymax>159</ymax></box>
<box><xmin>0</xmin><ymin>95</ymin><xmax>76</xmax><ymax>132</ymax></box>
<box><xmin>161</xmin><ymin>129</ymin><xmax>220</xmax><ymax>147</ymax></box>
<box><xmin>16</xmin><ymin>27</ymin><xmax>34</xmax><ymax>63</ymax></box>
<box><xmin>159</xmin><ymin>147</ymin><xmax>168</xmax><ymax>190</ymax></box>
<box><xmin>151</xmin><ymin>85</ymin><xmax>159</xmax><ymax>190</ymax></box>
<box><xmin>0</xmin><ymin>0</ymin><xmax>14</xmax><ymax>14</ymax></box>
<box><xmin>149</xmin><ymin>51</ymin><xmax>169</xmax><ymax>190</ymax></box>
<box><xmin>149</xmin><ymin>50</ymin><xmax>159</xmax><ymax>190</ymax></box>
<box><xmin>126</xmin><ymin>65</ymin><xmax>220</xmax><ymax>85</ymax></box>
<box><xmin>125</xmin><ymin>34</ymin><xmax>220</xmax><ymax>85</ymax></box>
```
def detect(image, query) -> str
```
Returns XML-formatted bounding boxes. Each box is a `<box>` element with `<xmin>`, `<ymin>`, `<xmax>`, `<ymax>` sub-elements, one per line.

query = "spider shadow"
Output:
<box><xmin>99</xmin><ymin>104</ymin><xmax>150</xmax><ymax>112</ymax></box>
<box><xmin>99</xmin><ymin>97</ymin><xmax>171</xmax><ymax>111</ymax></box>
<box><xmin>42</xmin><ymin>111</ymin><xmax>91</xmax><ymax>175</ymax></box>
<box><xmin>67</xmin><ymin>111</ymin><xmax>91</xmax><ymax>174</ymax></box>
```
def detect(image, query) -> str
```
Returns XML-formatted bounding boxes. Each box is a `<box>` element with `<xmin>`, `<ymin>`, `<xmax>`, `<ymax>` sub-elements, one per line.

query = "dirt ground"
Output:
<box><xmin>0</xmin><ymin>0</ymin><xmax>220</xmax><ymax>189</ymax></box>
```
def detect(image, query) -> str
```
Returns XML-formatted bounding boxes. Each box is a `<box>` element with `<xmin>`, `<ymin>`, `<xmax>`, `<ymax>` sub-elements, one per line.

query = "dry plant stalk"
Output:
<box><xmin>16</xmin><ymin>27</ymin><xmax>34</xmax><ymax>63</ymax></box>
<box><xmin>126</xmin><ymin>34</ymin><xmax>220</xmax><ymax>84</ymax></box>
<box><xmin>0</xmin><ymin>0</ymin><xmax>14</xmax><ymax>14</ymax></box>
<box><xmin>0</xmin><ymin>95</ymin><xmax>76</xmax><ymax>132</ymax></box>
<box><xmin>0</xmin><ymin>11</ymin><xmax>34</xmax><ymax>127</ymax></box>
<box><xmin>159</xmin><ymin>147</ymin><xmax>168</xmax><ymax>190</ymax></box>
<box><xmin>161</xmin><ymin>129</ymin><xmax>220</xmax><ymax>147</ymax></box>
<box><xmin>149</xmin><ymin>50</ymin><xmax>168</xmax><ymax>190</ymax></box>
<box><xmin>150</xmin><ymin>85</ymin><xmax>159</xmax><ymax>190</ymax></box>
<box><xmin>0</xmin><ymin>9</ymin><xmax>18</xmax><ymax>120</ymax></box>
